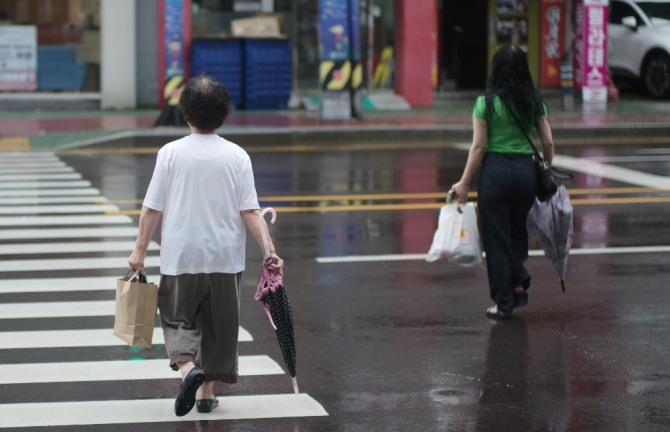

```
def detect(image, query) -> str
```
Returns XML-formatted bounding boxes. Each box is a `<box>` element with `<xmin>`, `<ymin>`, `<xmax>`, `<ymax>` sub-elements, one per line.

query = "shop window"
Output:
<box><xmin>0</xmin><ymin>0</ymin><xmax>100</xmax><ymax>92</ymax></box>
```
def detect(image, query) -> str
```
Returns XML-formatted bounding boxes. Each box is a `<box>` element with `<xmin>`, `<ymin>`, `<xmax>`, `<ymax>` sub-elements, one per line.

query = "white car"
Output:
<box><xmin>608</xmin><ymin>0</ymin><xmax>670</xmax><ymax>98</ymax></box>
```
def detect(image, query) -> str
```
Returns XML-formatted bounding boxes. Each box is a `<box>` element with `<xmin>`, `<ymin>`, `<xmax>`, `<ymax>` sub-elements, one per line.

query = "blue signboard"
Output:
<box><xmin>320</xmin><ymin>0</ymin><xmax>350</xmax><ymax>62</ymax></box>
<box><xmin>349</xmin><ymin>0</ymin><xmax>360</xmax><ymax>61</ymax></box>
<box><xmin>164</xmin><ymin>0</ymin><xmax>184</xmax><ymax>78</ymax></box>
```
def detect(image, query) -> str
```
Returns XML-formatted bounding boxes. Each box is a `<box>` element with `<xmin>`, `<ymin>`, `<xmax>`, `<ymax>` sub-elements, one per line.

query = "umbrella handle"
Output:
<box><xmin>259</xmin><ymin>208</ymin><xmax>277</xmax><ymax>260</ymax></box>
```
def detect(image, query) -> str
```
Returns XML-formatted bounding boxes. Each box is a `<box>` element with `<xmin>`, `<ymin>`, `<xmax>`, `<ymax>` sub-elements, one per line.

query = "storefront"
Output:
<box><xmin>0</xmin><ymin>0</ymin><xmax>100</xmax><ymax>92</ymax></box>
<box><xmin>0</xmin><ymin>0</ymin><xmax>604</xmax><ymax>110</ymax></box>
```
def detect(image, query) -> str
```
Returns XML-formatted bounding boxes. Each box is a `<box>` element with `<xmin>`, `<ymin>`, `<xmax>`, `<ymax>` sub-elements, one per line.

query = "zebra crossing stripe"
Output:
<box><xmin>0</xmin><ymin>276</ymin><xmax>145</xmax><ymax>293</ymax></box>
<box><xmin>0</xmin><ymin>180</ymin><xmax>91</xmax><ymax>189</ymax></box>
<box><xmin>0</xmin><ymin>161</ymin><xmax>66</xmax><ymax>168</ymax></box>
<box><xmin>0</xmin><ymin>394</ymin><xmax>328</xmax><ymax>428</ymax></box>
<box><xmin>0</xmin><ymin>299</ymin><xmax>160</xmax><ymax>319</ymax></box>
<box><xmin>0</xmin><ymin>173</ymin><xmax>82</xmax><ymax>181</ymax></box>
<box><xmin>0</xmin><ymin>241</ymin><xmax>157</xmax><ymax>256</ymax></box>
<box><xmin>0</xmin><ymin>204</ymin><xmax>119</xmax><ymax>214</ymax></box>
<box><xmin>0</xmin><ymin>166</ymin><xmax>73</xmax><ymax>174</ymax></box>
<box><xmin>0</xmin><ymin>256</ymin><xmax>161</xmax><ymax>272</ymax></box>
<box><xmin>0</xmin><ymin>227</ymin><xmax>138</xmax><ymax>241</ymax></box>
<box><xmin>0</xmin><ymin>188</ymin><xmax>100</xmax><ymax>197</ymax></box>
<box><xmin>0</xmin><ymin>214</ymin><xmax>133</xmax><ymax>226</ymax></box>
<box><xmin>0</xmin><ymin>356</ymin><xmax>284</xmax><ymax>384</ymax></box>
<box><xmin>0</xmin><ymin>196</ymin><xmax>106</xmax><ymax>205</ymax></box>
<box><xmin>0</xmin><ymin>152</ymin><xmax>57</xmax><ymax>160</ymax></box>
<box><xmin>0</xmin><ymin>327</ymin><xmax>253</xmax><ymax>349</ymax></box>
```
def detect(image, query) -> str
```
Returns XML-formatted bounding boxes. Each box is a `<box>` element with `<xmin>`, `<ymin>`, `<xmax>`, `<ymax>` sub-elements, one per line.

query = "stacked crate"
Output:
<box><xmin>190</xmin><ymin>39</ymin><xmax>243</xmax><ymax>109</ymax></box>
<box><xmin>242</xmin><ymin>39</ymin><xmax>292</xmax><ymax>110</ymax></box>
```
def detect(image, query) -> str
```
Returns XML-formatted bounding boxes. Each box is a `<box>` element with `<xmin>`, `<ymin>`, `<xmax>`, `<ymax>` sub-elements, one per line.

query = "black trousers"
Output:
<box><xmin>477</xmin><ymin>152</ymin><xmax>537</xmax><ymax>313</ymax></box>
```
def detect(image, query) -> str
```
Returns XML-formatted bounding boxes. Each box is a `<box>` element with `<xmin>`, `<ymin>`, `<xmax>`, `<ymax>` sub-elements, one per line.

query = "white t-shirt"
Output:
<box><xmin>143</xmin><ymin>134</ymin><xmax>260</xmax><ymax>275</ymax></box>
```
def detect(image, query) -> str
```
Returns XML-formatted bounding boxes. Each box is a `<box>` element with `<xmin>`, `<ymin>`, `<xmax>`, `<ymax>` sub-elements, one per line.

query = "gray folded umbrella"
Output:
<box><xmin>527</xmin><ymin>185</ymin><xmax>574</xmax><ymax>292</ymax></box>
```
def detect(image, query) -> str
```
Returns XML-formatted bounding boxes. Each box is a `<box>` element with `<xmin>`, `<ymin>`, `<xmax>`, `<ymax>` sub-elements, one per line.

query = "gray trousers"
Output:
<box><xmin>158</xmin><ymin>273</ymin><xmax>241</xmax><ymax>383</ymax></box>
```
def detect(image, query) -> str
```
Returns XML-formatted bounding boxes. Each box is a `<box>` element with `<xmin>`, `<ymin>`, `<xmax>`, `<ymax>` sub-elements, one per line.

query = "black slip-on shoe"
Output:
<box><xmin>175</xmin><ymin>367</ymin><xmax>205</xmax><ymax>417</ymax></box>
<box><xmin>486</xmin><ymin>305</ymin><xmax>513</xmax><ymax>320</ymax></box>
<box><xmin>196</xmin><ymin>398</ymin><xmax>219</xmax><ymax>413</ymax></box>
<box><xmin>513</xmin><ymin>291</ymin><xmax>529</xmax><ymax>308</ymax></box>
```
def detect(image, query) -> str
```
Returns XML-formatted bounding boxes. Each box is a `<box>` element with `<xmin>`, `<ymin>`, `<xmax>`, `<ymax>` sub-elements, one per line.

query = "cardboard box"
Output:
<box><xmin>231</xmin><ymin>15</ymin><xmax>284</xmax><ymax>38</ymax></box>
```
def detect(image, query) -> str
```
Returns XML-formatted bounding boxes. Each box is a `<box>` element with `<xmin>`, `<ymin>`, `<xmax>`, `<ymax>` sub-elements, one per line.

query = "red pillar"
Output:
<box><xmin>395</xmin><ymin>0</ymin><xmax>434</xmax><ymax>107</ymax></box>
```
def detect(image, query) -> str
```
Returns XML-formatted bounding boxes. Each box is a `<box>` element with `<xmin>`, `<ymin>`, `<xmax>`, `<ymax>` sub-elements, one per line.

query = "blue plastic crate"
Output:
<box><xmin>191</xmin><ymin>39</ymin><xmax>243</xmax><ymax>108</ymax></box>
<box><xmin>242</xmin><ymin>39</ymin><xmax>292</xmax><ymax>110</ymax></box>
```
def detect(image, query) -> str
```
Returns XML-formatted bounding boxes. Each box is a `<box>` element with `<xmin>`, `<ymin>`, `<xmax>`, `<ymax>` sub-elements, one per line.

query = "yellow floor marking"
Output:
<box><xmin>0</xmin><ymin>137</ymin><xmax>30</xmax><ymax>151</ymax></box>
<box><xmin>105</xmin><ymin>188</ymin><xmax>670</xmax><ymax>207</ymax></box>
<box><xmin>56</xmin><ymin>142</ymin><xmax>462</xmax><ymax>156</ymax></box>
<box><xmin>106</xmin><ymin>195</ymin><xmax>670</xmax><ymax>215</ymax></box>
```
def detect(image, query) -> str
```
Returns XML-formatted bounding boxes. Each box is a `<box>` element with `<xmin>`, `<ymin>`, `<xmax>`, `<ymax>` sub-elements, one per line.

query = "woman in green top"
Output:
<box><xmin>451</xmin><ymin>44</ymin><xmax>554</xmax><ymax>319</ymax></box>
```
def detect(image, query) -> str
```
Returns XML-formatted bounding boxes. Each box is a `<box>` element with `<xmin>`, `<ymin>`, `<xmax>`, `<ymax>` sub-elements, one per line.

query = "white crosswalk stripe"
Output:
<box><xmin>0</xmin><ymin>180</ymin><xmax>92</xmax><ymax>189</ymax></box>
<box><xmin>0</xmin><ymin>395</ymin><xmax>328</xmax><ymax>428</ymax></box>
<box><xmin>0</xmin><ymin>276</ymin><xmax>130</xmax><ymax>293</ymax></box>
<box><xmin>0</xmin><ymin>240</ymin><xmax>158</xmax><ymax>255</ymax></box>
<box><xmin>0</xmin><ymin>204</ymin><xmax>119</xmax><ymax>214</ymax></box>
<box><xmin>0</xmin><ymin>214</ymin><xmax>132</xmax><ymax>226</ymax></box>
<box><xmin>0</xmin><ymin>188</ymin><xmax>100</xmax><ymax>197</ymax></box>
<box><xmin>0</xmin><ymin>356</ymin><xmax>283</xmax><ymax>384</ymax></box>
<box><xmin>0</xmin><ymin>256</ymin><xmax>161</xmax><ymax>272</ymax></box>
<box><xmin>0</xmin><ymin>327</ymin><xmax>253</xmax><ymax>349</ymax></box>
<box><xmin>0</xmin><ymin>227</ymin><xmax>138</xmax><ymax>241</ymax></box>
<box><xmin>0</xmin><ymin>152</ymin><xmax>327</xmax><ymax>427</ymax></box>
<box><xmin>0</xmin><ymin>195</ymin><xmax>106</xmax><ymax>204</ymax></box>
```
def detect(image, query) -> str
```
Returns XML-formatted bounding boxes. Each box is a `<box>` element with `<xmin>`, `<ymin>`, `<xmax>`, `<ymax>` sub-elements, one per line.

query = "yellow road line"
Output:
<box><xmin>105</xmin><ymin>195</ymin><xmax>670</xmax><ymax>215</ymax></box>
<box><xmin>56</xmin><ymin>142</ymin><xmax>464</xmax><ymax>156</ymax></box>
<box><xmin>104</xmin><ymin>187</ymin><xmax>670</xmax><ymax>206</ymax></box>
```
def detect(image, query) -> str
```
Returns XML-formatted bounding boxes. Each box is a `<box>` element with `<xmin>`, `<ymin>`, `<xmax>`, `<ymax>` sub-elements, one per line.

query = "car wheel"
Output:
<box><xmin>643</xmin><ymin>52</ymin><xmax>670</xmax><ymax>99</ymax></box>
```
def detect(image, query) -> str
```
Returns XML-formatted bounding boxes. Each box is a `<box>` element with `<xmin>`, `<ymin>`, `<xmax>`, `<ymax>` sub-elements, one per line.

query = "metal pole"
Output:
<box><xmin>366</xmin><ymin>0</ymin><xmax>374</xmax><ymax>93</ymax></box>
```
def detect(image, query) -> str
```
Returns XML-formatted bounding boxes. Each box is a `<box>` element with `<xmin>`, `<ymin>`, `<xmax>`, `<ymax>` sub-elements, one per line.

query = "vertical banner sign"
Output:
<box><xmin>0</xmin><ymin>26</ymin><xmax>37</xmax><ymax>91</ymax></box>
<box><xmin>156</xmin><ymin>0</ymin><xmax>191</xmax><ymax>125</ymax></box>
<box><xmin>540</xmin><ymin>0</ymin><xmax>565</xmax><ymax>87</ymax></box>
<box><xmin>319</xmin><ymin>0</ymin><xmax>353</xmax><ymax>120</ymax></box>
<box><xmin>160</xmin><ymin>0</ymin><xmax>186</xmax><ymax>109</ymax></box>
<box><xmin>573</xmin><ymin>0</ymin><xmax>584</xmax><ymax>91</ymax></box>
<box><xmin>581</xmin><ymin>0</ymin><xmax>608</xmax><ymax>103</ymax></box>
<box><xmin>431</xmin><ymin>0</ymin><xmax>439</xmax><ymax>89</ymax></box>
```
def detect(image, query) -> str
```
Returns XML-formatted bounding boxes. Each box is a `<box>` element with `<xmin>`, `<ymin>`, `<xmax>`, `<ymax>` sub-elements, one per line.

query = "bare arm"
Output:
<box><xmin>128</xmin><ymin>206</ymin><xmax>162</xmax><ymax>272</ymax></box>
<box><xmin>451</xmin><ymin>118</ymin><xmax>488</xmax><ymax>203</ymax></box>
<box><xmin>536</xmin><ymin>115</ymin><xmax>554</xmax><ymax>165</ymax></box>
<box><xmin>241</xmin><ymin>209</ymin><xmax>284</xmax><ymax>274</ymax></box>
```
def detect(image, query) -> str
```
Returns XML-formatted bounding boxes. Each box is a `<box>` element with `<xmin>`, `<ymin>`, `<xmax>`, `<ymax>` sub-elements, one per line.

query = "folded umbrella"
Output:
<box><xmin>527</xmin><ymin>185</ymin><xmax>574</xmax><ymax>292</ymax></box>
<box><xmin>254</xmin><ymin>208</ymin><xmax>299</xmax><ymax>394</ymax></box>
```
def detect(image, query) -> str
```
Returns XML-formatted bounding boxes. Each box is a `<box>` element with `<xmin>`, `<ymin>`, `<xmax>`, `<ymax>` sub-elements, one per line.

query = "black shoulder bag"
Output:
<box><xmin>508</xmin><ymin>108</ymin><xmax>572</xmax><ymax>201</ymax></box>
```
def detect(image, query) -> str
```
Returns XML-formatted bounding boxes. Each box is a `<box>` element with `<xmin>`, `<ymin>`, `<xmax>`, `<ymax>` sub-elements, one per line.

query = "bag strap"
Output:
<box><xmin>505</xmin><ymin>105</ymin><xmax>573</xmax><ymax>180</ymax></box>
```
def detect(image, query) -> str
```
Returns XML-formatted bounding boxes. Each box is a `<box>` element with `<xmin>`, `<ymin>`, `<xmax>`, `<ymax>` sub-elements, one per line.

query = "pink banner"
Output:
<box><xmin>581</xmin><ymin>0</ymin><xmax>608</xmax><ymax>102</ymax></box>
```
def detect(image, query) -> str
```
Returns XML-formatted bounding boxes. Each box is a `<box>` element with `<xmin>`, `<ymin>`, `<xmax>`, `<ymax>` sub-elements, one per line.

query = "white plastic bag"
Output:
<box><xmin>426</xmin><ymin>200</ymin><xmax>482</xmax><ymax>267</ymax></box>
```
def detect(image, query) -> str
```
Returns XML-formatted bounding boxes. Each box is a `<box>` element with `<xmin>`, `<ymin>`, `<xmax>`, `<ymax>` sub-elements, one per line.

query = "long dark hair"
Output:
<box><xmin>484</xmin><ymin>44</ymin><xmax>545</xmax><ymax>133</ymax></box>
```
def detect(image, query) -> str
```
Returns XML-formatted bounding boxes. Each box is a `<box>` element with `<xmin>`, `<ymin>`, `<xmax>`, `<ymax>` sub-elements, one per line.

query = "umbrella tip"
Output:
<box><xmin>561</xmin><ymin>279</ymin><xmax>566</xmax><ymax>292</ymax></box>
<box><xmin>292</xmin><ymin>377</ymin><xmax>299</xmax><ymax>394</ymax></box>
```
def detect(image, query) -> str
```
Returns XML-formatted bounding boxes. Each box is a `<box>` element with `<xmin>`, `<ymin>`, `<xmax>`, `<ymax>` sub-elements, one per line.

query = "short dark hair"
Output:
<box><xmin>178</xmin><ymin>74</ymin><xmax>232</xmax><ymax>131</ymax></box>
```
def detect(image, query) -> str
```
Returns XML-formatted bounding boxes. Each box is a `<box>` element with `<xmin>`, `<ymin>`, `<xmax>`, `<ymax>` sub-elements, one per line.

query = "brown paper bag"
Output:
<box><xmin>113</xmin><ymin>271</ymin><xmax>158</xmax><ymax>349</ymax></box>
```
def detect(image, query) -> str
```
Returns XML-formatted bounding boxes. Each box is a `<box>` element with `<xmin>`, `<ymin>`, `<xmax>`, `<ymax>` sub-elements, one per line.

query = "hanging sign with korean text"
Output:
<box><xmin>540</xmin><ymin>0</ymin><xmax>565</xmax><ymax>87</ymax></box>
<box><xmin>581</xmin><ymin>0</ymin><xmax>608</xmax><ymax>102</ymax></box>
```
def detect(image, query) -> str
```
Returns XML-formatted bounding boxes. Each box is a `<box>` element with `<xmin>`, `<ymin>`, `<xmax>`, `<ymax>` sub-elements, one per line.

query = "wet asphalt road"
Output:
<box><xmin>1</xmin><ymin>137</ymin><xmax>670</xmax><ymax>432</ymax></box>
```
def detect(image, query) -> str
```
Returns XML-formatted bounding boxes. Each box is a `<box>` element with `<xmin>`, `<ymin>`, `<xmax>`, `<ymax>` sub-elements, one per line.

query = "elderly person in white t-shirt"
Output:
<box><xmin>128</xmin><ymin>74</ymin><xmax>283</xmax><ymax>417</ymax></box>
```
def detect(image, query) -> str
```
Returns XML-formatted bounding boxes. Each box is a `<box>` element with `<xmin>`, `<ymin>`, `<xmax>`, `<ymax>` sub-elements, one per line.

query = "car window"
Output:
<box><xmin>636</xmin><ymin>2</ymin><xmax>670</xmax><ymax>27</ymax></box>
<box><xmin>610</xmin><ymin>1</ymin><xmax>645</xmax><ymax>26</ymax></box>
